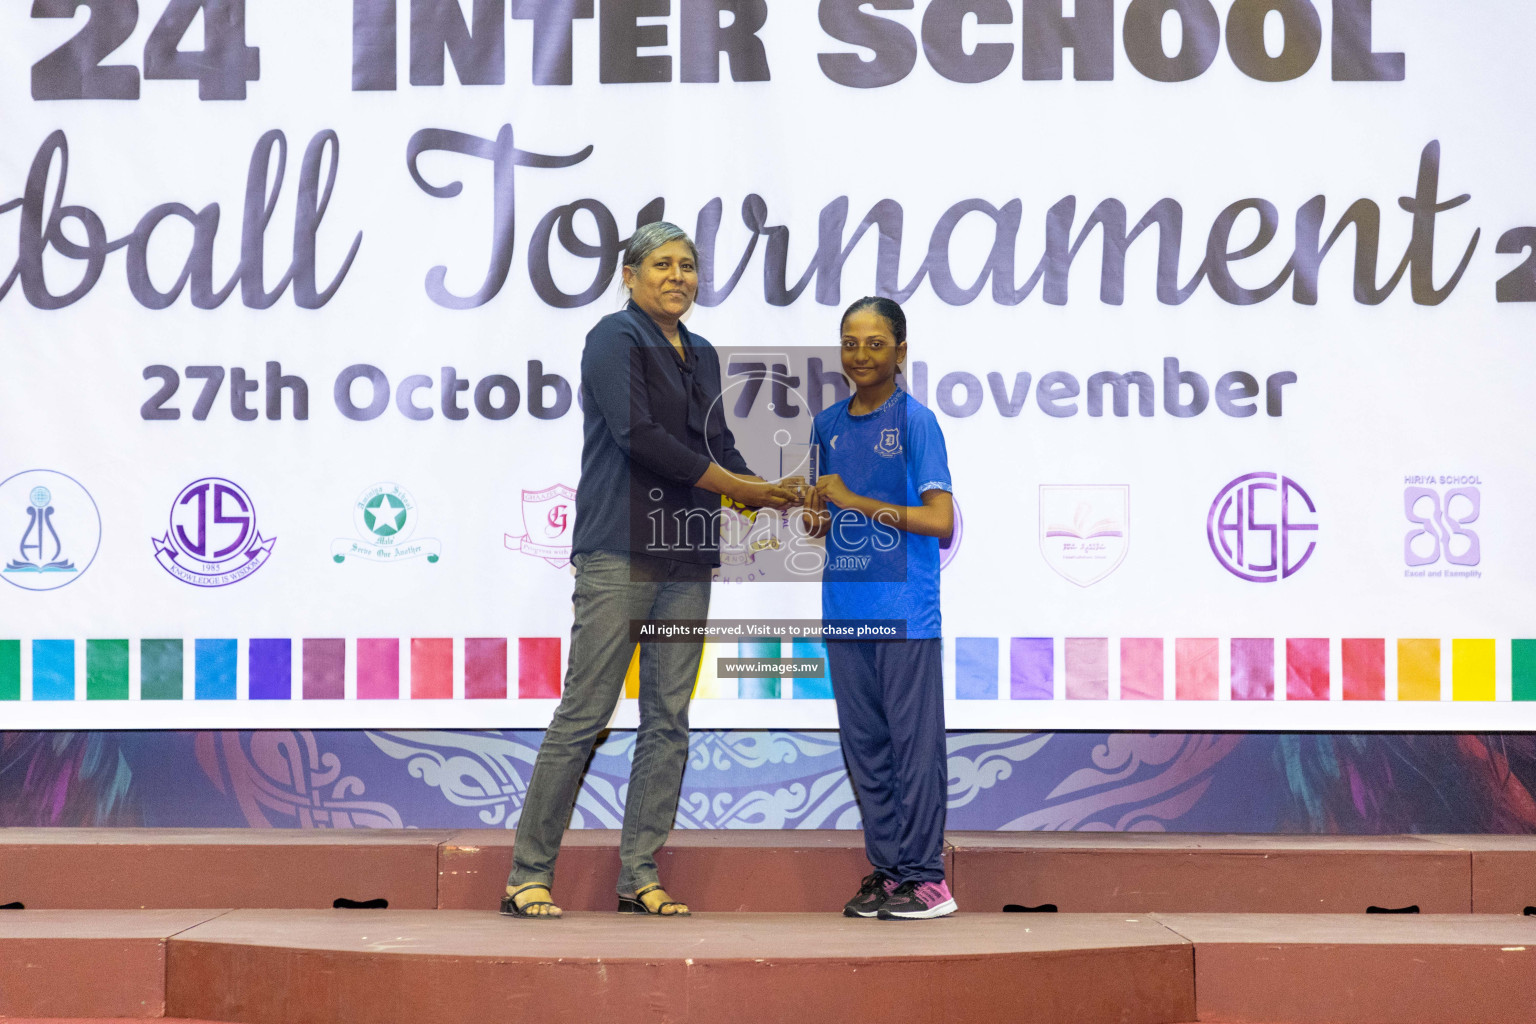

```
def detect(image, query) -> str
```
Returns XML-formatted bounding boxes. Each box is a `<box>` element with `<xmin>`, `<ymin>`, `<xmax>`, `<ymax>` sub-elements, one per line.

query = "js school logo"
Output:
<box><xmin>333</xmin><ymin>482</ymin><xmax>441</xmax><ymax>564</ymax></box>
<box><xmin>153</xmin><ymin>477</ymin><xmax>275</xmax><ymax>588</ymax></box>
<box><xmin>504</xmin><ymin>484</ymin><xmax>576</xmax><ymax>568</ymax></box>
<box><xmin>0</xmin><ymin>469</ymin><xmax>101</xmax><ymax>591</ymax></box>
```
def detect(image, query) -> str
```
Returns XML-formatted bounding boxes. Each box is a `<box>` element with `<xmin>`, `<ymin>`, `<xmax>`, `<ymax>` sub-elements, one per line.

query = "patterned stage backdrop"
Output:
<box><xmin>2</xmin><ymin>2</ymin><xmax>1535</xmax><ymax>731</ymax></box>
<box><xmin>3</xmin><ymin>729</ymin><xmax>1535</xmax><ymax>833</ymax></box>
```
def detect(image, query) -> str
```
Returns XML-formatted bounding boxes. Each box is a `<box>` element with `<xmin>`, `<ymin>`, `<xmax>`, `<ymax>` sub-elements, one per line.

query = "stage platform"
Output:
<box><xmin>3</xmin><ymin>829</ymin><xmax>1532</xmax><ymax>914</ymax></box>
<box><xmin>0</xmin><ymin>830</ymin><xmax>1533</xmax><ymax>1022</ymax></box>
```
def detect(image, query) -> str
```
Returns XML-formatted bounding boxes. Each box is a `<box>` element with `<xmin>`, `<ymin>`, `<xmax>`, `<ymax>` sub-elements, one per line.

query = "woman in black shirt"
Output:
<box><xmin>503</xmin><ymin>222</ymin><xmax>793</xmax><ymax>919</ymax></box>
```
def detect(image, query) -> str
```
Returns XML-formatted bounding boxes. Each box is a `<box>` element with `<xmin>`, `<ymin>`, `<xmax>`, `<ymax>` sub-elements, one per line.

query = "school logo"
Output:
<box><xmin>505</xmin><ymin>484</ymin><xmax>577</xmax><ymax>568</ymax></box>
<box><xmin>718</xmin><ymin>499</ymin><xmax>782</xmax><ymax>569</ymax></box>
<box><xmin>153</xmin><ymin>478</ymin><xmax>276</xmax><ymax>587</ymax></box>
<box><xmin>0</xmin><ymin>470</ymin><xmax>101</xmax><ymax>591</ymax></box>
<box><xmin>1039</xmin><ymin>486</ymin><xmax>1128</xmax><ymax>587</ymax></box>
<box><xmin>1207</xmin><ymin>473</ymin><xmax>1317</xmax><ymax>583</ymax></box>
<box><xmin>874</xmin><ymin>427</ymin><xmax>903</xmax><ymax>458</ymax></box>
<box><xmin>333</xmin><ymin>482</ymin><xmax>441</xmax><ymax>564</ymax></box>
<box><xmin>1403</xmin><ymin>477</ymin><xmax>1481</xmax><ymax>579</ymax></box>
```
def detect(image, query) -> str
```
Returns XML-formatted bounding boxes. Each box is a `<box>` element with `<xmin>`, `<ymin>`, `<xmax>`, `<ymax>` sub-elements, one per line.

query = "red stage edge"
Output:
<box><xmin>0</xmin><ymin>830</ymin><xmax>1532</xmax><ymax>1023</ymax></box>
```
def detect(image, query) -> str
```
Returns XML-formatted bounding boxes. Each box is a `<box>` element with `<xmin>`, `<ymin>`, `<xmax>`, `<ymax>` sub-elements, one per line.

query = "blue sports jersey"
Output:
<box><xmin>812</xmin><ymin>387</ymin><xmax>953</xmax><ymax>639</ymax></box>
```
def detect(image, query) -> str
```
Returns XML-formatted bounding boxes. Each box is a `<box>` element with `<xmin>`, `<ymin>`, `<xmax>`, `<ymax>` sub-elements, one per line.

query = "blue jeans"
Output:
<box><xmin>509</xmin><ymin>550</ymin><xmax>711</xmax><ymax>895</ymax></box>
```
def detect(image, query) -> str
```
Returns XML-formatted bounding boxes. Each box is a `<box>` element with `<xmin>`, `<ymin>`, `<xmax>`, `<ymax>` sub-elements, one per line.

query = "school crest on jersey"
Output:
<box><xmin>874</xmin><ymin>428</ymin><xmax>903</xmax><ymax>458</ymax></box>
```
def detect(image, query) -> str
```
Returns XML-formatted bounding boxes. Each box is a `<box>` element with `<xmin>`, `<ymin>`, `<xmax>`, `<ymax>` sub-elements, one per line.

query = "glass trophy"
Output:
<box><xmin>778</xmin><ymin>442</ymin><xmax>819</xmax><ymax>503</ymax></box>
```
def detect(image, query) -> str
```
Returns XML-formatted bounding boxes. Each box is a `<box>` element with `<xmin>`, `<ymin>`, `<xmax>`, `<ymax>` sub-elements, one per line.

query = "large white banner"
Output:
<box><xmin>2</xmin><ymin>0</ymin><xmax>1533</xmax><ymax>729</ymax></box>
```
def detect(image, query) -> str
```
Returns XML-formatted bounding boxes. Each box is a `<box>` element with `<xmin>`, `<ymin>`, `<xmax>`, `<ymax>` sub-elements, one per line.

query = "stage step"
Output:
<box><xmin>0</xmin><ymin>910</ymin><xmax>225</xmax><ymax>1018</ymax></box>
<box><xmin>164</xmin><ymin>910</ymin><xmax>1192</xmax><ymax>1024</ymax></box>
<box><xmin>1</xmin><ymin>830</ymin><xmax>1532</xmax><ymax>917</ymax></box>
<box><xmin>1417</xmin><ymin>835</ymin><xmax>1536</xmax><ymax>913</ymax></box>
<box><xmin>0</xmin><ymin>829</ymin><xmax>451</xmax><ymax>910</ymax></box>
<box><xmin>947</xmin><ymin>833</ymin><xmax>1482</xmax><ymax>914</ymax></box>
<box><xmin>1155</xmin><ymin>913</ymin><xmax>1536</xmax><ymax>1024</ymax></box>
<box><xmin>5</xmin><ymin>908</ymin><xmax>1535</xmax><ymax>1023</ymax></box>
<box><xmin>437</xmin><ymin>828</ymin><xmax>954</xmax><ymax>912</ymax></box>
<box><xmin>0</xmin><ymin>1019</ymin><xmax>227</xmax><ymax>1024</ymax></box>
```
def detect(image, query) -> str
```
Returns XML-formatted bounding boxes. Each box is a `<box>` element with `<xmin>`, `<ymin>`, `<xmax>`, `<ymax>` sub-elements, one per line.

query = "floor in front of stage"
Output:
<box><xmin>0</xmin><ymin>829</ymin><xmax>1533</xmax><ymax>1023</ymax></box>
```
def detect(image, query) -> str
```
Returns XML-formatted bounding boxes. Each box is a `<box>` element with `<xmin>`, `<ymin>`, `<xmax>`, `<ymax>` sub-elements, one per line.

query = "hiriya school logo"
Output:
<box><xmin>505</xmin><ymin>484</ymin><xmax>576</xmax><ymax>568</ymax></box>
<box><xmin>1040</xmin><ymin>486</ymin><xmax>1128</xmax><ymax>587</ymax></box>
<box><xmin>874</xmin><ymin>427</ymin><xmax>903</xmax><ymax>458</ymax></box>
<box><xmin>1207</xmin><ymin>472</ymin><xmax>1318</xmax><ymax>583</ymax></box>
<box><xmin>153</xmin><ymin>478</ymin><xmax>276</xmax><ymax>587</ymax></box>
<box><xmin>333</xmin><ymin>482</ymin><xmax>441</xmax><ymax>564</ymax></box>
<box><xmin>1403</xmin><ymin>477</ymin><xmax>1481</xmax><ymax>579</ymax></box>
<box><xmin>0</xmin><ymin>470</ymin><xmax>101</xmax><ymax>591</ymax></box>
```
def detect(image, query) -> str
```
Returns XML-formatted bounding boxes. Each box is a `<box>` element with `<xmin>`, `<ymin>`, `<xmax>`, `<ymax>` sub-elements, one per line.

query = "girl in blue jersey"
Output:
<box><xmin>803</xmin><ymin>296</ymin><xmax>957</xmax><ymax>920</ymax></box>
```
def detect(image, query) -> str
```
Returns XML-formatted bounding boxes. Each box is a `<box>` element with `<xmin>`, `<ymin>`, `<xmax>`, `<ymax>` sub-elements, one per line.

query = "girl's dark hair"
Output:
<box><xmin>840</xmin><ymin>296</ymin><xmax>907</xmax><ymax>344</ymax></box>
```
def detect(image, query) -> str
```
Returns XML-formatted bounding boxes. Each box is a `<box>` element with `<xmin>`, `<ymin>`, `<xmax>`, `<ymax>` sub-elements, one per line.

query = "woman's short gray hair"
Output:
<box><xmin>622</xmin><ymin>221</ymin><xmax>700</xmax><ymax>281</ymax></box>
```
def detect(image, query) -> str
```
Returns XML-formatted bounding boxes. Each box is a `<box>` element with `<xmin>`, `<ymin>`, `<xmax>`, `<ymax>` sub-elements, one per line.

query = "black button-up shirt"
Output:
<box><xmin>570</xmin><ymin>301</ymin><xmax>754</xmax><ymax>566</ymax></box>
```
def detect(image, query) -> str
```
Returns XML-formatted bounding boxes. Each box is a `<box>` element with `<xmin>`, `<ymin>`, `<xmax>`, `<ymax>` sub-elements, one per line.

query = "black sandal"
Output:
<box><xmin>617</xmin><ymin>882</ymin><xmax>690</xmax><ymax>916</ymax></box>
<box><xmin>500</xmin><ymin>882</ymin><xmax>562</xmax><ymax>919</ymax></box>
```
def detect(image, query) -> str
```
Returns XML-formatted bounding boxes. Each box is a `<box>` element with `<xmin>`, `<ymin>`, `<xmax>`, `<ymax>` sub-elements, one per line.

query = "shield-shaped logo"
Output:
<box><xmin>1039</xmin><ymin>485</ymin><xmax>1129</xmax><ymax>587</ymax></box>
<box><xmin>506</xmin><ymin>484</ymin><xmax>578</xmax><ymax>568</ymax></box>
<box><xmin>874</xmin><ymin>427</ymin><xmax>903</xmax><ymax>458</ymax></box>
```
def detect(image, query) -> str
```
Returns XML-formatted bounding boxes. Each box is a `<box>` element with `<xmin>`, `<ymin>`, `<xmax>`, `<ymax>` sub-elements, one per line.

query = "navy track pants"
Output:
<box><xmin>828</xmin><ymin>638</ymin><xmax>947</xmax><ymax>883</ymax></box>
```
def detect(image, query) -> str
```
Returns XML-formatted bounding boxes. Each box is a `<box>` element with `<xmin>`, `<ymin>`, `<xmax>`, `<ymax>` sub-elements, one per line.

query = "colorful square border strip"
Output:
<box><xmin>0</xmin><ymin>637</ymin><xmax>1530</xmax><ymax>701</ymax></box>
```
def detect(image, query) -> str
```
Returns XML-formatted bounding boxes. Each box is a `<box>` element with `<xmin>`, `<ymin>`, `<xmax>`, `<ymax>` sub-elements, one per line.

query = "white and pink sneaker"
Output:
<box><xmin>877</xmin><ymin>879</ymin><xmax>957</xmax><ymax>920</ymax></box>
